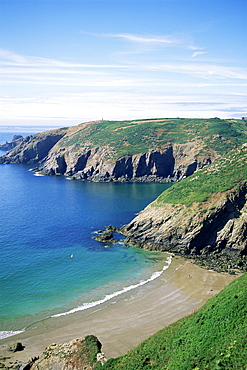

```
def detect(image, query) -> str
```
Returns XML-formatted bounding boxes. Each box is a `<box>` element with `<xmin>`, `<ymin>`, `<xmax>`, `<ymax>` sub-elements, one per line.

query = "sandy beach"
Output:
<box><xmin>0</xmin><ymin>256</ymin><xmax>238</xmax><ymax>367</ymax></box>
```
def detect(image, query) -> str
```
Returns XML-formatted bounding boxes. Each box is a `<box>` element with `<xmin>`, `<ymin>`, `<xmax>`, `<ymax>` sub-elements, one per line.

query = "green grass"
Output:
<box><xmin>156</xmin><ymin>144</ymin><xmax>247</xmax><ymax>206</ymax></box>
<box><xmin>99</xmin><ymin>273</ymin><xmax>247</xmax><ymax>370</ymax></box>
<box><xmin>57</xmin><ymin>118</ymin><xmax>247</xmax><ymax>159</ymax></box>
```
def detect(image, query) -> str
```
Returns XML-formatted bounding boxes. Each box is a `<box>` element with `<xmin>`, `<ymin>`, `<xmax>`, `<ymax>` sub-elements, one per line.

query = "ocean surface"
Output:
<box><xmin>0</xmin><ymin>127</ymin><xmax>172</xmax><ymax>339</ymax></box>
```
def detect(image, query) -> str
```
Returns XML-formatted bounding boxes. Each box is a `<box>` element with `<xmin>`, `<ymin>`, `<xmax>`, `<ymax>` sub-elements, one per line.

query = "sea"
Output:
<box><xmin>0</xmin><ymin>126</ymin><xmax>172</xmax><ymax>340</ymax></box>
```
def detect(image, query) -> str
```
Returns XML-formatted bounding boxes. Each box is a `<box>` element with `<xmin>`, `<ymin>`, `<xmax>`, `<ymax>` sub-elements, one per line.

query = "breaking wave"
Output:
<box><xmin>52</xmin><ymin>254</ymin><xmax>173</xmax><ymax>318</ymax></box>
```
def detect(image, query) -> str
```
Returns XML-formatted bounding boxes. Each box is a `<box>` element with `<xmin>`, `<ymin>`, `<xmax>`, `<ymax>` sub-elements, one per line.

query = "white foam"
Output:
<box><xmin>0</xmin><ymin>330</ymin><xmax>24</xmax><ymax>340</ymax></box>
<box><xmin>52</xmin><ymin>254</ymin><xmax>173</xmax><ymax>318</ymax></box>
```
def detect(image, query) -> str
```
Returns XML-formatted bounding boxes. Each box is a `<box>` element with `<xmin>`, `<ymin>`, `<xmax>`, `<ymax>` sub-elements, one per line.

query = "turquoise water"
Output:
<box><xmin>0</xmin><ymin>129</ymin><xmax>171</xmax><ymax>338</ymax></box>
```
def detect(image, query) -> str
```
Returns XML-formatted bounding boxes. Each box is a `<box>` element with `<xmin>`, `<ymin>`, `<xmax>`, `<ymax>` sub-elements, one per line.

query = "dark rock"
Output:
<box><xmin>0</xmin><ymin>135</ymin><xmax>24</xmax><ymax>151</ymax></box>
<box><xmin>93</xmin><ymin>226</ymin><xmax>118</xmax><ymax>243</ymax></box>
<box><xmin>0</xmin><ymin>129</ymin><xmax>66</xmax><ymax>164</ymax></box>
<box><xmin>8</xmin><ymin>343</ymin><xmax>23</xmax><ymax>353</ymax></box>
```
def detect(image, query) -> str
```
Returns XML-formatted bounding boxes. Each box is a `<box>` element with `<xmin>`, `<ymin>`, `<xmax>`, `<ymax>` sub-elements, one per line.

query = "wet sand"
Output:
<box><xmin>0</xmin><ymin>257</ymin><xmax>238</xmax><ymax>367</ymax></box>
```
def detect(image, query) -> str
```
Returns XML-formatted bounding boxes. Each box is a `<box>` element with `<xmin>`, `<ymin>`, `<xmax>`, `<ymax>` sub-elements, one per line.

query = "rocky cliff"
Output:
<box><xmin>0</xmin><ymin>135</ymin><xmax>24</xmax><ymax>151</ymax></box>
<box><xmin>36</xmin><ymin>140</ymin><xmax>213</xmax><ymax>182</ymax></box>
<box><xmin>122</xmin><ymin>190</ymin><xmax>247</xmax><ymax>272</ymax></box>
<box><xmin>0</xmin><ymin>129</ymin><xmax>67</xmax><ymax>164</ymax></box>
<box><xmin>2</xmin><ymin>118</ymin><xmax>247</xmax><ymax>182</ymax></box>
<box><xmin>121</xmin><ymin>145</ymin><xmax>247</xmax><ymax>273</ymax></box>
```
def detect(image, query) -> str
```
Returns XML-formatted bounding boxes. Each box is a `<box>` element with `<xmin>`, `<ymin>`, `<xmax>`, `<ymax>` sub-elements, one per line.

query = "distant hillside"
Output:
<box><xmin>100</xmin><ymin>273</ymin><xmax>247</xmax><ymax>370</ymax></box>
<box><xmin>122</xmin><ymin>144</ymin><xmax>247</xmax><ymax>273</ymax></box>
<box><xmin>1</xmin><ymin>118</ymin><xmax>247</xmax><ymax>182</ymax></box>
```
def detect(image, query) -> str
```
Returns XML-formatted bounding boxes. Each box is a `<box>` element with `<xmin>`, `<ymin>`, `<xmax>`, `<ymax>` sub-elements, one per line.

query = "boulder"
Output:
<box><xmin>8</xmin><ymin>342</ymin><xmax>23</xmax><ymax>352</ymax></box>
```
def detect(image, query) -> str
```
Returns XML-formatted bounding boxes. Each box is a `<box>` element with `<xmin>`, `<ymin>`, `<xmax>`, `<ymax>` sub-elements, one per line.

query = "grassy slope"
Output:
<box><xmin>156</xmin><ymin>144</ymin><xmax>247</xmax><ymax>207</ymax></box>
<box><xmin>58</xmin><ymin>118</ymin><xmax>247</xmax><ymax>159</ymax></box>
<box><xmin>99</xmin><ymin>273</ymin><xmax>247</xmax><ymax>370</ymax></box>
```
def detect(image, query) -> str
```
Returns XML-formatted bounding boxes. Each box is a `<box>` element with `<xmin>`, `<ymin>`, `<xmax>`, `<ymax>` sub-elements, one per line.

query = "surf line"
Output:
<box><xmin>52</xmin><ymin>254</ymin><xmax>173</xmax><ymax>318</ymax></box>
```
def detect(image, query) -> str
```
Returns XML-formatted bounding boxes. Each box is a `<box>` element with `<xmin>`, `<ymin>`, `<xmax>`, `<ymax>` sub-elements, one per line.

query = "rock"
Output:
<box><xmin>8</xmin><ymin>342</ymin><xmax>23</xmax><ymax>352</ymax></box>
<box><xmin>0</xmin><ymin>135</ymin><xmax>24</xmax><ymax>151</ymax></box>
<box><xmin>19</xmin><ymin>357</ymin><xmax>39</xmax><ymax>370</ymax></box>
<box><xmin>21</xmin><ymin>335</ymin><xmax>104</xmax><ymax>370</ymax></box>
<box><xmin>39</xmin><ymin>143</ymin><xmax>210</xmax><ymax>182</ymax></box>
<box><xmin>93</xmin><ymin>226</ymin><xmax>118</xmax><ymax>243</ymax></box>
<box><xmin>0</xmin><ymin>129</ymin><xmax>66</xmax><ymax>164</ymax></box>
<box><xmin>97</xmin><ymin>352</ymin><xmax>107</xmax><ymax>365</ymax></box>
<box><xmin>121</xmin><ymin>183</ymin><xmax>247</xmax><ymax>273</ymax></box>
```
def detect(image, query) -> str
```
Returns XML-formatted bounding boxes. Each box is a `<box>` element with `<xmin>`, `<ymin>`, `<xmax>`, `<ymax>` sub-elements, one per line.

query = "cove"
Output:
<box><xmin>0</xmin><ymin>160</ymin><xmax>171</xmax><ymax>336</ymax></box>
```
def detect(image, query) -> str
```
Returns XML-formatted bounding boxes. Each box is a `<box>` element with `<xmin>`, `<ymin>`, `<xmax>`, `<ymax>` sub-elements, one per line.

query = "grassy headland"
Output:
<box><xmin>58</xmin><ymin>118</ymin><xmax>247</xmax><ymax>159</ymax></box>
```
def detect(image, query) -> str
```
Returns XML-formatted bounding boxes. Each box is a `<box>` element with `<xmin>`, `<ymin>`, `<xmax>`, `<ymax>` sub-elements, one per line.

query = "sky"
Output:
<box><xmin>0</xmin><ymin>0</ymin><xmax>247</xmax><ymax>128</ymax></box>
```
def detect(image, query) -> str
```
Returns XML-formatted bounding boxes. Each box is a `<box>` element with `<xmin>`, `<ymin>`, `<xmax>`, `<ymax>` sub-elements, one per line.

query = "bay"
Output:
<box><xmin>0</xmin><ymin>128</ymin><xmax>172</xmax><ymax>337</ymax></box>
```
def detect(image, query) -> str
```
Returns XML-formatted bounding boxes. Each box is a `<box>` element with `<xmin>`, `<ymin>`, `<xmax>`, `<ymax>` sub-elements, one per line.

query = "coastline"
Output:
<box><xmin>0</xmin><ymin>256</ymin><xmax>238</xmax><ymax>367</ymax></box>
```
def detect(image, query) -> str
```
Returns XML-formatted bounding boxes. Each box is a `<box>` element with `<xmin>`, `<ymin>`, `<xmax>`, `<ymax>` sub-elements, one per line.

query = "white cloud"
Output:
<box><xmin>1</xmin><ymin>48</ymin><xmax>246</xmax><ymax>126</ymax></box>
<box><xmin>141</xmin><ymin>63</ymin><xmax>247</xmax><ymax>80</ymax></box>
<box><xmin>0</xmin><ymin>48</ymin><xmax>130</xmax><ymax>69</ymax></box>
<box><xmin>1</xmin><ymin>91</ymin><xmax>246</xmax><ymax>126</ymax></box>
<box><xmin>192</xmin><ymin>51</ymin><xmax>208</xmax><ymax>58</ymax></box>
<box><xmin>89</xmin><ymin>31</ymin><xmax>204</xmax><ymax>52</ymax></box>
<box><xmin>103</xmin><ymin>33</ymin><xmax>177</xmax><ymax>44</ymax></box>
<box><xmin>0</xmin><ymin>49</ymin><xmax>27</xmax><ymax>64</ymax></box>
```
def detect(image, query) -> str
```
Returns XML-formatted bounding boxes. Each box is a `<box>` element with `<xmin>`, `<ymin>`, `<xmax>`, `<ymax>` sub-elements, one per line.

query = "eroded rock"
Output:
<box><xmin>21</xmin><ymin>335</ymin><xmax>104</xmax><ymax>370</ymax></box>
<box><xmin>122</xmin><ymin>184</ymin><xmax>247</xmax><ymax>273</ymax></box>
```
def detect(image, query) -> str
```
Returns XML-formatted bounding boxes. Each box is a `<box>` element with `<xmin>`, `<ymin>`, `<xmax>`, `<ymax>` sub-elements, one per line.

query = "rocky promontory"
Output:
<box><xmin>121</xmin><ymin>145</ymin><xmax>247</xmax><ymax>273</ymax></box>
<box><xmin>2</xmin><ymin>118</ymin><xmax>246</xmax><ymax>182</ymax></box>
<box><xmin>0</xmin><ymin>128</ymin><xmax>67</xmax><ymax>164</ymax></box>
<box><xmin>0</xmin><ymin>135</ymin><xmax>24</xmax><ymax>152</ymax></box>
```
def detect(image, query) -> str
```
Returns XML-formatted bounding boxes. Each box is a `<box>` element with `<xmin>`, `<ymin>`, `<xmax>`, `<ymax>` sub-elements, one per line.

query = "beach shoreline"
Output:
<box><xmin>0</xmin><ymin>256</ymin><xmax>238</xmax><ymax>368</ymax></box>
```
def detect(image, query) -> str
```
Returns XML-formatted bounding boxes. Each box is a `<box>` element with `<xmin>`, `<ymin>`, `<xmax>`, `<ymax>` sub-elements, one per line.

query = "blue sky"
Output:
<box><xmin>0</xmin><ymin>0</ymin><xmax>247</xmax><ymax>127</ymax></box>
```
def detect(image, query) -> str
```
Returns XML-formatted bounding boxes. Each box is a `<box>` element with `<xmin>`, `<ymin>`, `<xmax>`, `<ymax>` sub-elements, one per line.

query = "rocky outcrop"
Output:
<box><xmin>93</xmin><ymin>226</ymin><xmax>119</xmax><ymax>243</ymax></box>
<box><xmin>19</xmin><ymin>335</ymin><xmax>106</xmax><ymax>370</ymax></box>
<box><xmin>0</xmin><ymin>135</ymin><xmax>24</xmax><ymax>151</ymax></box>
<box><xmin>8</xmin><ymin>342</ymin><xmax>24</xmax><ymax>353</ymax></box>
<box><xmin>0</xmin><ymin>129</ymin><xmax>66</xmax><ymax>164</ymax></box>
<box><xmin>121</xmin><ymin>184</ymin><xmax>247</xmax><ymax>273</ymax></box>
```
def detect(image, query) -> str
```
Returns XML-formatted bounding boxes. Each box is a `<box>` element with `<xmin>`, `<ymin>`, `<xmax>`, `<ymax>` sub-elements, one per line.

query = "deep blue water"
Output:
<box><xmin>0</xmin><ymin>128</ymin><xmax>171</xmax><ymax>337</ymax></box>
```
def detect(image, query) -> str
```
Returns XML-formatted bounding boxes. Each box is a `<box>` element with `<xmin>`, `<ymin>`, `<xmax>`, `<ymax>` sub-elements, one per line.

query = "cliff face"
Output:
<box><xmin>33</xmin><ymin>141</ymin><xmax>212</xmax><ymax>182</ymax></box>
<box><xmin>121</xmin><ymin>184</ymin><xmax>247</xmax><ymax>272</ymax></box>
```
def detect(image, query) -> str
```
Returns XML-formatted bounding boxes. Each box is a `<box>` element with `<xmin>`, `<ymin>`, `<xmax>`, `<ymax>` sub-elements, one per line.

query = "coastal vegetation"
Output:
<box><xmin>100</xmin><ymin>273</ymin><xmax>247</xmax><ymax>370</ymax></box>
<box><xmin>157</xmin><ymin>143</ymin><xmax>247</xmax><ymax>206</ymax></box>
<box><xmin>58</xmin><ymin>117</ymin><xmax>247</xmax><ymax>159</ymax></box>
